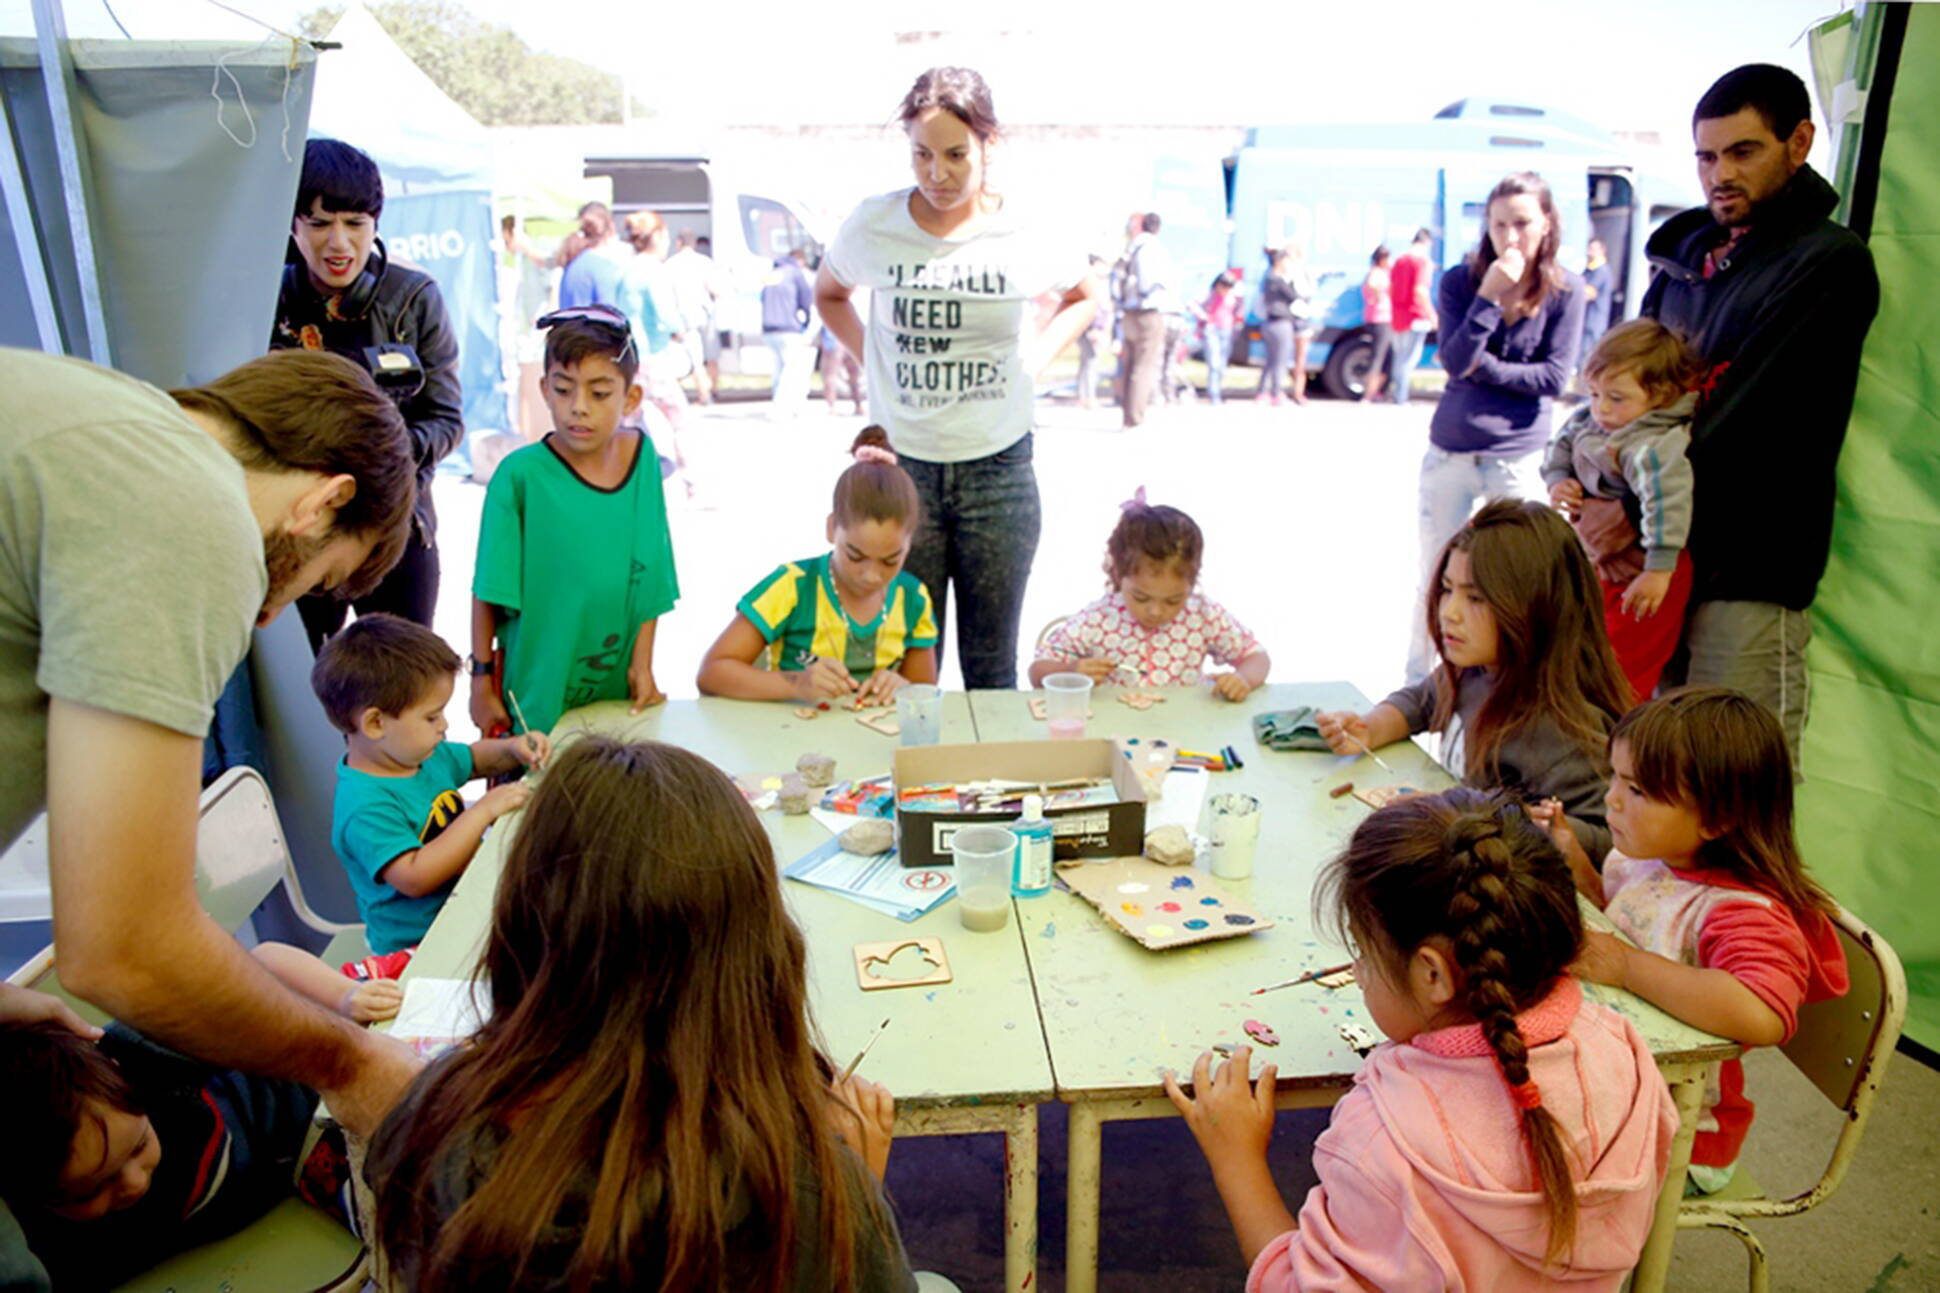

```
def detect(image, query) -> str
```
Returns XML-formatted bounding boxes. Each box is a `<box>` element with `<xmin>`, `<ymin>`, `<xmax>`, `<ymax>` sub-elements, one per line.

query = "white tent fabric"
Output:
<box><xmin>309</xmin><ymin>2</ymin><xmax>492</xmax><ymax>193</ymax></box>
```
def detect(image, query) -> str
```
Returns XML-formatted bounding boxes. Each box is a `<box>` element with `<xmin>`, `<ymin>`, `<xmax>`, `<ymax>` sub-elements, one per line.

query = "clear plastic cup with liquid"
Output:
<box><xmin>1042</xmin><ymin>672</ymin><xmax>1093</xmax><ymax>740</ymax></box>
<box><xmin>896</xmin><ymin>683</ymin><xmax>942</xmax><ymax>746</ymax></box>
<box><xmin>952</xmin><ymin>824</ymin><xmax>1017</xmax><ymax>932</ymax></box>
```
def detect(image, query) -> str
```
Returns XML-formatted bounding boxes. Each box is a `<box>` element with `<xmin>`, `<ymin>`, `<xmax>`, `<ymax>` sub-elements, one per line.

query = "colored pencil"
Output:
<box><xmin>1249</xmin><ymin>962</ymin><xmax>1354</xmax><ymax>995</ymax></box>
<box><xmin>839</xmin><ymin>1017</ymin><xmax>892</xmax><ymax>1083</ymax></box>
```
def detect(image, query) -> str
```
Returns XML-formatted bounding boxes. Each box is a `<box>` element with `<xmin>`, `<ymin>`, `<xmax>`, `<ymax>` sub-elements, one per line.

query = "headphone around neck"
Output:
<box><xmin>282</xmin><ymin>234</ymin><xmax>389</xmax><ymax>322</ymax></box>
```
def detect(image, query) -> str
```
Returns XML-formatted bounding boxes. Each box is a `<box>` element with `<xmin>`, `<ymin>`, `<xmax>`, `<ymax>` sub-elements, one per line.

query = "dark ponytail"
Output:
<box><xmin>832</xmin><ymin>426</ymin><xmax>921</xmax><ymax>530</ymax></box>
<box><xmin>1316</xmin><ymin>788</ymin><xmax>1585</xmax><ymax>1269</ymax></box>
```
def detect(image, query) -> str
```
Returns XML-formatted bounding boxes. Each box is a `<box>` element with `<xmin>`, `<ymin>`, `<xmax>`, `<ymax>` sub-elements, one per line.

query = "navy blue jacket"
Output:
<box><xmin>762</xmin><ymin>257</ymin><xmax>814</xmax><ymax>334</ymax></box>
<box><xmin>1641</xmin><ymin>165</ymin><xmax>1877</xmax><ymax>609</ymax></box>
<box><xmin>1430</xmin><ymin>263</ymin><xmax>1585</xmax><ymax>456</ymax></box>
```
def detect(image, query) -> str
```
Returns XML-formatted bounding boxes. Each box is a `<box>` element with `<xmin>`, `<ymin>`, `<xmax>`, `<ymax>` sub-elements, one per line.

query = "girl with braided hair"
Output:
<box><xmin>1165</xmin><ymin>788</ymin><xmax>1676</xmax><ymax>1290</ymax></box>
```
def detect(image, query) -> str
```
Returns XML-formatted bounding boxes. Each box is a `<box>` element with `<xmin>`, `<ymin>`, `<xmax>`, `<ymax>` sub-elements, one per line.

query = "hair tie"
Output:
<box><xmin>1119</xmin><ymin>485</ymin><xmax>1149</xmax><ymax>511</ymax></box>
<box><xmin>1509</xmin><ymin>1079</ymin><xmax>1543</xmax><ymax>1111</ymax></box>
<box><xmin>853</xmin><ymin>445</ymin><xmax>898</xmax><ymax>467</ymax></box>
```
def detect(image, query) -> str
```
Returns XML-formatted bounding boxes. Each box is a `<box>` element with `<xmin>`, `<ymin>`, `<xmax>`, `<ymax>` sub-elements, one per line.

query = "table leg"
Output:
<box><xmin>1000</xmin><ymin>1103</ymin><xmax>1038</xmax><ymax>1292</ymax></box>
<box><xmin>1065</xmin><ymin>1102</ymin><xmax>1105</xmax><ymax>1293</ymax></box>
<box><xmin>898</xmin><ymin>1103</ymin><xmax>1041</xmax><ymax>1293</ymax></box>
<box><xmin>1633</xmin><ymin>1060</ymin><xmax>1709</xmax><ymax>1292</ymax></box>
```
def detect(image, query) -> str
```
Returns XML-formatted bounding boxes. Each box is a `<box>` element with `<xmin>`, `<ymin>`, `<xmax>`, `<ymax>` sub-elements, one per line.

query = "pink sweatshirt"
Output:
<box><xmin>1249</xmin><ymin>980</ymin><xmax>1677</xmax><ymax>1292</ymax></box>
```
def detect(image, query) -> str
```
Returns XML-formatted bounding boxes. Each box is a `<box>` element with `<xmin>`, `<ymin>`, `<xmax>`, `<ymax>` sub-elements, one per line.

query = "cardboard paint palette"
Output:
<box><xmin>1056</xmin><ymin>856</ymin><xmax>1273</xmax><ymax>950</ymax></box>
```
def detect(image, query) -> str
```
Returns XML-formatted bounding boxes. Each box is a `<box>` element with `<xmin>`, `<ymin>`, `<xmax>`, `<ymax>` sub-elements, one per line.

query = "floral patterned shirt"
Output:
<box><xmin>1036</xmin><ymin>591</ymin><xmax>1261</xmax><ymax>687</ymax></box>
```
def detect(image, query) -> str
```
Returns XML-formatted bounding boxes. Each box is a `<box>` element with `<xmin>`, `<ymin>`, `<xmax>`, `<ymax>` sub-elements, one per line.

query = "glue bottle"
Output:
<box><xmin>1012</xmin><ymin>794</ymin><xmax>1054</xmax><ymax>897</ymax></box>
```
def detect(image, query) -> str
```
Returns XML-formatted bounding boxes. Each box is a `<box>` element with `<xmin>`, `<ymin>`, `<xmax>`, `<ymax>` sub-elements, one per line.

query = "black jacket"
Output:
<box><xmin>271</xmin><ymin>254</ymin><xmax>465</xmax><ymax>543</ymax></box>
<box><xmin>1640</xmin><ymin>165</ymin><xmax>1877</xmax><ymax>609</ymax></box>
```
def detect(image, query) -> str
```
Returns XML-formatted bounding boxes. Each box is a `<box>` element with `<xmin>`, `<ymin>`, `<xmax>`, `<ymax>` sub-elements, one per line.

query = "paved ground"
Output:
<box><xmin>426</xmin><ymin>387</ymin><xmax>1940</xmax><ymax>1291</ymax></box>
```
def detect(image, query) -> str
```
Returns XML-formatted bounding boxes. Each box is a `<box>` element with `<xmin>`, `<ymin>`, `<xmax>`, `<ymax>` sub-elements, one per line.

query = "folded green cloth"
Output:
<box><xmin>1254</xmin><ymin>706</ymin><xmax>1333</xmax><ymax>752</ymax></box>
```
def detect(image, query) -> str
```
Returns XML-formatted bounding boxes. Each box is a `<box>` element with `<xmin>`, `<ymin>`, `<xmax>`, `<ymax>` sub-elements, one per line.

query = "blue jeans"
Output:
<box><xmin>1205</xmin><ymin>327</ymin><xmax>1232</xmax><ymax>403</ymax></box>
<box><xmin>1406</xmin><ymin>444</ymin><xmax>1545</xmax><ymax>680</ymax></box>
<box><xmin>899</xmin><ymin>434</ymin><xmax>1043</xmax><ymax>689</ymax></box>
<box><xmin>1389</xmin><ymin>327</ymin><xmax>1428</xmax><ymax>404</ymax></box>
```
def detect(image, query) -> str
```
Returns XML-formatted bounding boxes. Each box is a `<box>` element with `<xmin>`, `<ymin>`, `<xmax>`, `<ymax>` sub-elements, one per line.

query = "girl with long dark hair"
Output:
<box><xmin>367</xmin><ymin>738</ymin><xmax>922</xmax><ymax>1292</ymax></box>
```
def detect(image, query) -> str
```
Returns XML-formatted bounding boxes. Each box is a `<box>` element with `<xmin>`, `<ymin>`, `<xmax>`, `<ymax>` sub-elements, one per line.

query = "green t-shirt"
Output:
<box><xmin>0</xmin><ymin>348</ymin><xmax>265</xmax><ymax>851</ymax></box>
<box><xmin>473</xmin><ymin>435</ymin><xmax>679</xmax><ymax>734</ymax></box>
<box><xmin>330</xmin><ymin>741</ymin><xmax>475</xmax><ymax>954</ymax></box>
<box><xmin>736</xmin><ymin>554</ymin><xmax>937</xmax><ymax>678</ymax></box>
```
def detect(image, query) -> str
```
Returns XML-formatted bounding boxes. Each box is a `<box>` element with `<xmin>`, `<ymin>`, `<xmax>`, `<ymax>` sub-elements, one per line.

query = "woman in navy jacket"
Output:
<box><xmin>1404</xmin><ymin>171</ymin><xmax>1584</xmax><ymax>680</ymax></box>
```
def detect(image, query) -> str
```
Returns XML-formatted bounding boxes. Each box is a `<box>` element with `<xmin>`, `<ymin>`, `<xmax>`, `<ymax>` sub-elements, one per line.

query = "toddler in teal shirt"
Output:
<box><xmin>311</xmin><ymin>615</ymin><xmax>549</xmax><ymax>955</ymax></box>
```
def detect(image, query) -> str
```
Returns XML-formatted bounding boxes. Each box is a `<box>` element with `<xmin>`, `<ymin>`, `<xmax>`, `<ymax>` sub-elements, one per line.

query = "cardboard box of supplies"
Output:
<box><xmin>890</xmin><ymin>739</ymin><xmax>1147</xmax><ymax>868</ymax></box>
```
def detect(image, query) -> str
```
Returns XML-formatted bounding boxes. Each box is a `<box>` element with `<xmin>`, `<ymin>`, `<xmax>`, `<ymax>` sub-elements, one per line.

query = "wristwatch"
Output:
<box><xmin>467</xmin><ymin>654</ymin><xmax>496</xmax><ymax>677</ymax></box>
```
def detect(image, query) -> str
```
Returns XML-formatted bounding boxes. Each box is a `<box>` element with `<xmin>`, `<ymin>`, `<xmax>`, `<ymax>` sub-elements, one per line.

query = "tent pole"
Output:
<box><xmin>29</xmin><ymin>0</ymin><xmax>113</xmax><ymax>364</ymax></box>
<box><xmin>0</xmin><ymin>91</ymin><xmax>62</xmax><ymax>351</ymax></box>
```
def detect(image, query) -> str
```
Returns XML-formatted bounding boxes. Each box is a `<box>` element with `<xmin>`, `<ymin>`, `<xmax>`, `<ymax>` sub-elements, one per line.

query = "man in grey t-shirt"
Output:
<box><xmin>0</xmin><ymin>346</ymin><xmax>422</xmax><ymax>1285</ymax></box>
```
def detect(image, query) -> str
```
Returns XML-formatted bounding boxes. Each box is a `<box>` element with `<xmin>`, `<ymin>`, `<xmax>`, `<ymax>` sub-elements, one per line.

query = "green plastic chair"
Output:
<box><xmin>6</xmin><ymin>766</ymin><xmax>374</xmax><ymax>1291</ymax></box>
<box><xmin>1675</xmin><ymin>905</ymin><xmax>1908</xmax><ymax>1292</ymax></box>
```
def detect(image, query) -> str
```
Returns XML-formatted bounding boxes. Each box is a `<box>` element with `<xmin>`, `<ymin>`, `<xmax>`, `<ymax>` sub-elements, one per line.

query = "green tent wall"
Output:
<box><xmin>1802</xmin><ymin>2</ymin><xmax>1940</xmax><ymax>1048</ymax></box>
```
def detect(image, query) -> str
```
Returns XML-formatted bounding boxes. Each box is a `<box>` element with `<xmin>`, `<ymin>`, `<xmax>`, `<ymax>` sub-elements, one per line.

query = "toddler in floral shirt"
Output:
<box><xmin>1031</xmin><ymin>493</ymin><xmax>1271</xmax><ymax>700</ymax></box>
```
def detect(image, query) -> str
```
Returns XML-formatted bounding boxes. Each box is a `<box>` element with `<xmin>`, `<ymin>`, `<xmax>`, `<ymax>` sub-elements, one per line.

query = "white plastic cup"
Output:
<box><xmin>896</xmin><ymin>684</ymin><xmax>942</xmax><ymax>746</ymax></box>
<box><xmin>1207</xmin><ymin>793</ymin><xmax>1262</xmax><ymax>880</ymax></box>
<box><xmin>1042</xmin><ymin>673</ymin><xmax>1093</xmax><ymax>740</ymax></box>
<box><xmin>952</xmin><ymin>824</ymin><xmax>1017</xmax><ymax>931</ymax></box>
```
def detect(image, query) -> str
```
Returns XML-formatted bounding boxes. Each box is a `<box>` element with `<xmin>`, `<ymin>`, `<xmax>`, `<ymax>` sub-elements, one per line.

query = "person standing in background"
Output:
<box><xmin>273</xmin><ymin>138</ymin><xmax>462</xmax><ymax>649</ymax></box>
<box><xmin>557</xmin><ymin>201</ymin><xmax>629</xmax><ymax>309</ymax></box>
<box><xmin>815</xmin><ymin>66</ymin><xmax>1100</xmax><ymax>688</ymax></box>
<box><xmin>1406</xmin><ymin>171</ymin><xmax>1583</xmax><ymax>682</ymax></box>
<box><xmin>761</xmin><ymin>246</ymin><xmax>816</xmax><ymax>417</ymax></box>
<box><xmin>664</xmin><ymin>230</ymin><xmax>721</xmax><ymax>405</ymax></box>
<box><xmin>1360</xmin><ymin>245</ymin><xmax>1394</xmax><ymax>402</ymax></box>
<box><xmin>1580</xmin><ymin>236</ymin><xmax>1614</xmax><ymax>359</ymax></box>
<box><xmin>1117</xmin><ymin>212</ymin><xmax>1177</xmax><ymax>427</ymax></box>
<box><xmin>1388</xmin><ymin>227</ymin><xmax>1436</xmax><ymax>404</ymax></box>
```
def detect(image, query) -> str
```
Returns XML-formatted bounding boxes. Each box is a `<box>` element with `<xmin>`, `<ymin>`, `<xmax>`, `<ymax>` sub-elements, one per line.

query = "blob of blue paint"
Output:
<box><xmin>1183</xmin><ymin>918</ymin><xmax>1210</xmax><ymax>930</ymax></box>
<box><xmin>1200</xmin><ymin>896</ymin><xmax>1221</xmax><ymax>907</ymax></box>
<box><xmin>1041</xmin><ymin>922</ymin><xmax>1057</xmax><ymax>939</ymax></box>
<box><xmin>1224</xmin><ymin>913</ymin><xmax>1256</xmax><ymax>927</ymax></box>
<box><xmin>1170</xmin><ymin>876</ymin><xmax>1195</xmax><ymax>890</ymax></box>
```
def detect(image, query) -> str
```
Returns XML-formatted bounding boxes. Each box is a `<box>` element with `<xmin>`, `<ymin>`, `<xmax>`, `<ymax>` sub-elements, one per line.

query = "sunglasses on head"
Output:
<box><xmin>537</xmin><ymin>305</ymin><xmax>637</xmax><ymax>364</ymax></box>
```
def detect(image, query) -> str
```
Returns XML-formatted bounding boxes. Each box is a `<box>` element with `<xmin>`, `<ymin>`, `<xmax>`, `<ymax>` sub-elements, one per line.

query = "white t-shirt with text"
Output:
<box><xmin>825</xmin><ymin>188</ymin><xmax>1083</xmax><ymax>464</ymax></box>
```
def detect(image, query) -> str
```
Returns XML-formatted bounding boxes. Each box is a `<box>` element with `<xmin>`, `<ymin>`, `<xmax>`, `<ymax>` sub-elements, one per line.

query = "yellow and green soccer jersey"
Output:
<box><xmin>737</xmin><ymin>554</ymin><xmax>937</xmax><ymax>678</ymax></box>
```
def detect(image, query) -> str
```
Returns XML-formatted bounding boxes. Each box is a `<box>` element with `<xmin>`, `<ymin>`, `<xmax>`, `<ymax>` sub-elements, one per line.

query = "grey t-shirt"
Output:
<box><xmin>0</xmin><ymin>348</ymin><xmax>266</xmax><ymax>851</ymax></box>
<box><xmin>1384</xmin><ymin>668</ymin><xmax>1613</xmax><ymax>860</ymax></box>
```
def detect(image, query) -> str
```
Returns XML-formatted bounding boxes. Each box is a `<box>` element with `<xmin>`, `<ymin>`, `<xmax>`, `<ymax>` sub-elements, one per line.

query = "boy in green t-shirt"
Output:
<box><xmin>312</xmin><ymin>615</ymin><xmax>550</xmax><ymax>957</ymax></box>
<box><xmin>470</xmin><ymin>303</ymin><xmax>680</xmax><ymax>737</ymax></box>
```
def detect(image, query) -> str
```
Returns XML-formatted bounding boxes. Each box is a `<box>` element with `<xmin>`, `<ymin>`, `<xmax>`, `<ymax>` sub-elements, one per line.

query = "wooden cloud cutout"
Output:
<box><xmin>853</xmin><ymin>937</ymin><xmax>954</xmax><ymax>991</ymax></box>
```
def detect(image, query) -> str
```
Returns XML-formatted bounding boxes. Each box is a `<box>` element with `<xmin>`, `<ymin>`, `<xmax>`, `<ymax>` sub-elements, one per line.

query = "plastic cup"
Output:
<box><xmin>1042</xmin><ymin>673</ymin><xmax>1093</xmax><ymax>740</ymax></box>
<box><xmin>1206</xmin><ymin>792</ymin><xmax>1262</xmax><ymax>880</ymax></box>
<box><xmin>952</xmin><ymin>824</ymin><xmax>1017</xmax><ymax>932</ymax></box>
<box><xmin>896</xmin><ymin>684</ymin><xmax>942</xmax><ymax>746</ymax></box>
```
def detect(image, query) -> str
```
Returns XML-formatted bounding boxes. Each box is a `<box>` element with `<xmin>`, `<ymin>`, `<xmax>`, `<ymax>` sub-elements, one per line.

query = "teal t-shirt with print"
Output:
<box><xmin>473</xmin><ymin>434</ymin><xmax>679</xmax><ymax>734</ymax></box>
<box><xmin>331</xmin><ymin>742</ymin><xmax>475</xmax><ymax>953</ymax></box>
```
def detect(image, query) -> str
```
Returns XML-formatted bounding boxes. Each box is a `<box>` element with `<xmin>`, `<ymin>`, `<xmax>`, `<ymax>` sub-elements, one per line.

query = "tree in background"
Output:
<box><xmin>299</xmin><ymin>0</ymin><xmax>633</xmax><ymax>125</ymax></box>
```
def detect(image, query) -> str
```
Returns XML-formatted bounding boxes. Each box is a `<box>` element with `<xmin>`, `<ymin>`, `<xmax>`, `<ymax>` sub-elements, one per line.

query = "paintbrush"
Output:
<box><xmin>504</xmin><ymin>686</ymin><xmax>531</xmax><ymax>737</ymax></box>
<box><xmin>1343</xmin><ymin>731</ymin><xmax>1394</xmax><ymax>773</ymax></box>
<box><xmin>839</xmin><ymin>1017</ymin><xmax>892</xmax><ymax>1083</ymax></box>
<box><xmin>1249</xmin><ymin>962</ymin><xmax>1354</xmax><ymax>995</ymax></box>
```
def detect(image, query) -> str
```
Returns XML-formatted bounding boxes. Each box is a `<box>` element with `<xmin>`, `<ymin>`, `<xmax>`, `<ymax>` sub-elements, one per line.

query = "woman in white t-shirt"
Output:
<box><xmin>816</xmin><ymin>66</ymin><xmax>1101</xmax><ymax>688</ymax></box>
